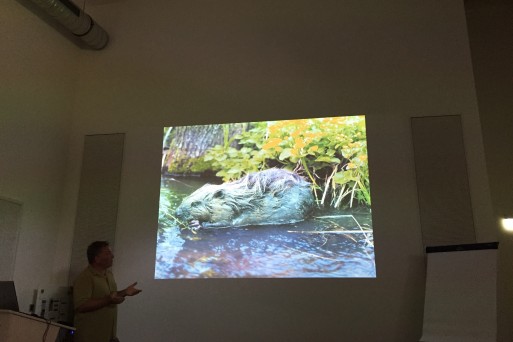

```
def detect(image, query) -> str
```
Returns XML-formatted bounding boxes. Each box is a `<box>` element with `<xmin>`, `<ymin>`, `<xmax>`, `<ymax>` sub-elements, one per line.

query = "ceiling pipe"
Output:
<box><xmin>28</xmin><ymin>0</ymin><xmax>109</xmax><ymax>50</ymax></box>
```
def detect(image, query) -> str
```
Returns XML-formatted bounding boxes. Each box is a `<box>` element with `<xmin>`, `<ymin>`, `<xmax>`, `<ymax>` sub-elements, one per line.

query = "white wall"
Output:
<box><xmin>0</xmin><ymin>1</ymin><xmax>79</xmax><ymax>311</ymax></box>
<box><xmin>465</xmin><ymin>1</ymin><xmax>513</xmax><ymax>340</ymax></box>
<box><xmin>0</xmin><ymin>0</ymin><xmax>500</xmax><ymax>341</ymax></box>
<box><xmin>58</xmin><ymin>1</ymin><xmax>495</xmax><ymax>341</ymax></box>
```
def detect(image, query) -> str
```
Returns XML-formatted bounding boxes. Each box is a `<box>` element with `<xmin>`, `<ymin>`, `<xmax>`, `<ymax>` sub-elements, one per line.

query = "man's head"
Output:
<box><xmin>87</xmin><ymin>241</ymin><xmax>114</xmax><ymax>269</ymax></box>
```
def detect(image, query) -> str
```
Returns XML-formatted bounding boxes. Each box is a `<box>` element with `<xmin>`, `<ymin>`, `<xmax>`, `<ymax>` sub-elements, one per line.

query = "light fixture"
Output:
<box><xmin>28</xmin><ymin>0</ymin><xmax>109</xmax><ymax>50</ymax></box>
<box><xmin>500</xmin><ymin>217</ymin><xmax>513</xmax><ymax>232</ymax></box>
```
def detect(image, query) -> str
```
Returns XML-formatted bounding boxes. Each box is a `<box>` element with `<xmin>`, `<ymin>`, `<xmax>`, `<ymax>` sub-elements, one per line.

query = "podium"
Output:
<box><xmin>0</xmin><ymin>309</ymin><xmax>75</xmax><ymax>342</ymax></box>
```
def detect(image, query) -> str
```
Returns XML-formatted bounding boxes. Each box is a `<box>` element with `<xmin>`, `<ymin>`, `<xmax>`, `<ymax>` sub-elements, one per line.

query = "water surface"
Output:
<box><xmin>156</xmin><ymin>176</ymin><xmax>375</xmax><ymax>278</ymax></box>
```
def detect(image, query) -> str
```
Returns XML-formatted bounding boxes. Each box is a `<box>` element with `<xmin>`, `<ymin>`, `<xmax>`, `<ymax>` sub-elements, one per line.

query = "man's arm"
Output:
<box><xmin>75</xmin><ymin>292</ymin><xmax>125</xmax><ymax>313</ymax></box>
<box><xmin>117</xmin><ymin>282</ymin><xmax>142</xmax><ymax>297</ymax></box>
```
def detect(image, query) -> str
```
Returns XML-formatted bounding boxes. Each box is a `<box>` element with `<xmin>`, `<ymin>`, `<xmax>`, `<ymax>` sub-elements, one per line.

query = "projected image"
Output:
<box><xmin>156</xmin><ymin>116</ymin><xmax>375</xmax><ymax>278</ymax></box>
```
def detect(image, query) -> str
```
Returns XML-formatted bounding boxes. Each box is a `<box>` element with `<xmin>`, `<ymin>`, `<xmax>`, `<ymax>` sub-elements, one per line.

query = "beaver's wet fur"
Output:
<box><xmin>175</xmin><ymin>168</ymin><xmax>315</xmax><ymax>229</ymax></box>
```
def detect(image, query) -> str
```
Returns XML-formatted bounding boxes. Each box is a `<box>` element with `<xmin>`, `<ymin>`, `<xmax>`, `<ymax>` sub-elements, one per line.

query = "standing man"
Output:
<box><xmin>73</xmin><ymin>241</ymin><xmax>142</xmax><ymax>342</ymax></box>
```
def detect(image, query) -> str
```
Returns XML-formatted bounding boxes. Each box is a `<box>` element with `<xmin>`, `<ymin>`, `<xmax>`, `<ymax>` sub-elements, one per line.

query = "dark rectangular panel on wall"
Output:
<box><xmin>69</xmin><ymin>134</ymin><xmax>125</xmax><ymax>283</ymax></box>
<box><xmin>411</xmin><ymin>115</ymin><xmax>476</xmax><ymax>247</ymax></box>
<box><xmin>0</xmin><ymin>198</ymin><xmax>22</xmax><ymax>280</ymax></box>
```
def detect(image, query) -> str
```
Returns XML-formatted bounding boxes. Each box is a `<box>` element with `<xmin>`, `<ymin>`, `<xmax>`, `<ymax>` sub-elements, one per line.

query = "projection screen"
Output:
<box><xmin>155</xmin><ymin>115</ymin><xmax>375</xmax><ymax>279</ymax></box>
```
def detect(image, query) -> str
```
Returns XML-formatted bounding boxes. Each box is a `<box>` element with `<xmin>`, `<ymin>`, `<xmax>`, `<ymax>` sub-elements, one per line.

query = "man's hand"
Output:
<box><xmin>120</xmin><ymin>282</ymin><xmax>142</xmax><ymax>297</ymax></box>
<box><xmin>109</xmin><ymin>292</ymin><xmax>125</xmax><ymax>304</ymax></box>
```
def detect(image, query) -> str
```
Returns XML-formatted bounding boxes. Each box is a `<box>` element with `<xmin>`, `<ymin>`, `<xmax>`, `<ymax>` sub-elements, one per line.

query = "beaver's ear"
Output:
<box><xmin>213</xmin><ymin>189</ymin><xmax>225</xmax><ymax>199</ymax></box>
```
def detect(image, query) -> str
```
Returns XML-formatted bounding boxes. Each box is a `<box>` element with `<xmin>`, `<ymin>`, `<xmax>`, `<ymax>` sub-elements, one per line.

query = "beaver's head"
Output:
<box><xmin>175</xmin><ymin>183</ymin><xmax>244</xmax><ymax>227</ymax></box>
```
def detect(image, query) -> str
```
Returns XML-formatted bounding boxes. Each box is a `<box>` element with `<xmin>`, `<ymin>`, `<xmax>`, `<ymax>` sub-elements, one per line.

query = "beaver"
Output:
<box><xmin>175</xmin><ymin>168</ymin><xmax>315</xmax><ymax>229</ymax></box>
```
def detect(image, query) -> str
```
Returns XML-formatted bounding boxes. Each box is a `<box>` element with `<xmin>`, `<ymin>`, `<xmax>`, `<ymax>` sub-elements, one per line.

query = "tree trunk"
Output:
<box><xmin>162</xmin><ymin>123</ymin><xmax>247</xmax><ymax>175</ymax></box>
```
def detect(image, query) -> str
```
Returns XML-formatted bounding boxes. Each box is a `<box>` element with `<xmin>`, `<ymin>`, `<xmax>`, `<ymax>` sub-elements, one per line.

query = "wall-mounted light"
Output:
<box><xmin>28</xmin><ymin>0</ymin><xmax>109</xmax><ymax>50</ymax></box>
<box><xmin>500</xmin><ymin>217</ymin><xmax>513</xmax><ymax>232</ymax></box>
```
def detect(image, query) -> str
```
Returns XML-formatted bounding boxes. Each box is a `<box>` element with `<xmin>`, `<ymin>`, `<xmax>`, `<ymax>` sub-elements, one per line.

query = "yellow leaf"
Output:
<box><xmin>294</xmin><ymin>137</ymin><xmax>306</xmax><ymax>148</ymax></box>
<box><xmin>262</xmin><ymin>138</ymin><xmax>282</xmax><ymax>149</ymax></box>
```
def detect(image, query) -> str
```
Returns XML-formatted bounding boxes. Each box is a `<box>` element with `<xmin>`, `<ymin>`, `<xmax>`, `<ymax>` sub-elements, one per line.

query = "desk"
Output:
<box><xmin>0</xmin><ymin>309</ymin><xmax>75</xmax><ymax>341</ymax></box>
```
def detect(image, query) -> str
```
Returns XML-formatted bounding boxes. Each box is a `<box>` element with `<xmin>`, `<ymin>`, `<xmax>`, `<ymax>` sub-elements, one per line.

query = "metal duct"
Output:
<box><xmin>28</xmin><ymin>0</ymin><xmax>109</xmax><ymax>50</ymax></box>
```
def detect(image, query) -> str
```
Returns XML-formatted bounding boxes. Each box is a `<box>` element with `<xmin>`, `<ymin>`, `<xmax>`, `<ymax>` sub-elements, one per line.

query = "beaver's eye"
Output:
<box><xmin>213</xmin><ymin>190</ymin><xmax>225</xmax><ymax>199</ymax></box>
<box><xmin>191</xmin><ymin>201</ymin><xmax>201</xmax><ymax>207</ymax></box>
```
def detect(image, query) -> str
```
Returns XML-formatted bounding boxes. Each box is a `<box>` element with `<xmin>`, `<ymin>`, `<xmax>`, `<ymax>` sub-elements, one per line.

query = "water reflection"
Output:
<box><xmin>156</xmin><ymin>176</ymin><xmax>375</xmax><ymax>278</ymax></box>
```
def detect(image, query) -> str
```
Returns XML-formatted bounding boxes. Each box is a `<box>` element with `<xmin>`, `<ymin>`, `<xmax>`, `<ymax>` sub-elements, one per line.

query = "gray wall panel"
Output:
<box><xmin>69</xmin><ymin>134</ymin><xmax>125</xmax><ymax>283</ymax></box>
<box><xmin>0</xmin><ymin>198</ymin><xmax>22</xmax><ymax>281</ymax></box>
<box><xmin>411</xmin><ymin>116</ymin><xmax>476</xmax><ymax>247</ymax></box>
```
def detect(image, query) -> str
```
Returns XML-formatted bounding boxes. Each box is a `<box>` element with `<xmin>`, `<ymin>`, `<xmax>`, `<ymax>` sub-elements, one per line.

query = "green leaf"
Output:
<box><xmin>279</xmin><ymin>148</ymin><xmax>293</xmax><ymax>160</ymax></box>
<box><xmin>315</xmin><ymin>156</ymin><xmax>340</xmax><ymax>164</ymax></box>
<box><xmin>333</xmin><ymin>171</ymin><xmax>358</xmax><ymax>185</ymax></box>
